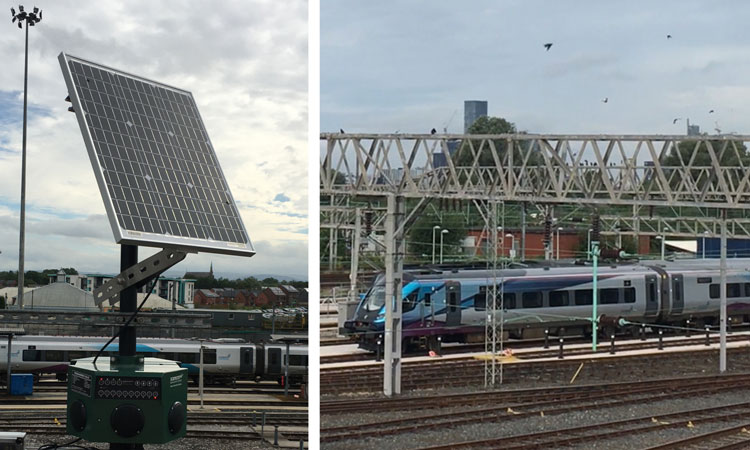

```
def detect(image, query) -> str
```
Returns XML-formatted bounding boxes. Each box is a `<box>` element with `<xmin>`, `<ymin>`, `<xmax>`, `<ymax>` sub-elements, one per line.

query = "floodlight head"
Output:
<box><xmin>18</xmin><ymin>5</ymin><xmax>24</xmax><ymax>12</ymax></box>
<box><xmin>37</xmin><ymin>9</ymin><xmax>41</xmax><ymax>20</ymax></box>
<box><xmin>11</xmin><ymin>7</ymin><xmax>15</xmax><ymax>16</ymax></box>
<box><xmin>32</xmin><ymin>6</ymin><xmax>37</xmax><ymax>13</ymax></box>
<box><xmin>432</xmin><ymin>225</ymin><xmax>440</xmax><ymax>230</ymax></box>
<box><xmin>441</xmin><ymin>229</ymin><xmax>449</xmax><ymax>234</ymax></box>
<box><xmin>17</xmin><ymin>20</ymin><xmax>21</xmax><ymax>28</ymax></box>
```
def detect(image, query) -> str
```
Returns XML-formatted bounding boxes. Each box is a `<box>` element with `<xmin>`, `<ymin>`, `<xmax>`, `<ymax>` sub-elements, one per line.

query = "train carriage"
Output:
<box><xmin>344</xmin><ymin>259</ymin><xmax>750</xmax><ymax>351</ymax></box>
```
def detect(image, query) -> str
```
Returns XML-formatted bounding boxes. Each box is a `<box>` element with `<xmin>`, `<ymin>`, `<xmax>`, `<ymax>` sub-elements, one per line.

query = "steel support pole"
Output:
<box><xmin>720</xmin><ymin>211</ymin><xmax>727</xmax><ymax>372</ymax></box>
<box><xmin>199</xmin><ymin>343</ymin><xmax>204</xmax><ymax>409</ymax></box>
<box><xmin>17</xmin><ymin>22</ymin><xmax>30</xmax><ymax>310</ymax></box>
<box><xmin>348</xmin><ymin>208</ymin><xmax>361</xmax><ymax>303</ymax></box>
<box><xmin>520</xmin><ymin>203</ymin><xmax>526</xmax><ymax>260</ymax></box>
<box><xmin>384</xmin><ymin>195</ymin><xmax>404</xmax><ymax>396</ymax></box>
<box><xmin>591</xmin><ymin>241</ymin><xmax>599</xmax><ymax>351</ymax></box>
<box><xmin>284</xmin><ymin>342</ymin><xmax>290</xmax><ymax>397</ymax></box>
<box><xmin>119</xmin><ymin>245</ymin><xmax>138</xmax><ymax>357</ymax></box>
<box><xmin>6</xmin><ymin>334</ymin><xmax>12</xmax><ymax>395</ymax></box>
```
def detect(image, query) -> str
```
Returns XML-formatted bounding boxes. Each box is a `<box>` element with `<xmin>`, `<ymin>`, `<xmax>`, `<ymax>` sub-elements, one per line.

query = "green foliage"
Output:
<box><xmin>453</xmin><ymin>116</ymin><xmax>541</xmax><ymax>177</ymax></box>
<box><xmin>407</xmin><ymin>209</ymin><xmax>468</xmax><ymax>263</ymax></box>
<box><xmin>662</xmin><ymin>140</ymin><xmax>750</xmax><ymax>189</ymax></box>
<box><xmin>194</xmin><ymin>275</ymin><xmax>305</xmax><ymax>290</ymax></box>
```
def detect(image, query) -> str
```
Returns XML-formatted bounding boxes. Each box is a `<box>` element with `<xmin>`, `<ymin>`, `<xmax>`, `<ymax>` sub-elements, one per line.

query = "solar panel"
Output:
<box><xmin>58</xmin><ymin>53</ymin><xmax>254</xmax><ymax>257</ymax></box>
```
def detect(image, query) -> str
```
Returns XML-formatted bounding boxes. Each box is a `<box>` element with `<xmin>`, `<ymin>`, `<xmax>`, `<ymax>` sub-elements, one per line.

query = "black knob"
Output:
<box><xmin>167</xmin><ymin>401</ymin><xmax>186</xmax><ymax>434</ymax></box>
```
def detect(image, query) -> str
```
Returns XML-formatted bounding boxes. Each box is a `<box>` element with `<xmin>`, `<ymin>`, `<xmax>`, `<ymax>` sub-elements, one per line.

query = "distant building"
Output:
<box><xmin>184</xmin><ymin>262</ymin><xmax>214</xmax><ymax>280</ymax></box>
<box><xmin>47</xmin><ymin>271</ymin><xmax>195</xmax><ymax>309</ymax></box>
<box><xmin>464</xmin><ymin>100</ymin><xmax>488</xmax><ymax>132</ymax></box>
<box><xmin>256</xmin><ymin>287</ymin><xmax>288</xmax><ymax>308</ymax></box>
<box><xmin>687</xmin><ymin>119</ymin><xmax>700</xmax><ymax>136</ymax></box>
<box><xmin>193</xmin><ymin>288</ymin><xmax>256</xmax><ymax>309</ymax></box>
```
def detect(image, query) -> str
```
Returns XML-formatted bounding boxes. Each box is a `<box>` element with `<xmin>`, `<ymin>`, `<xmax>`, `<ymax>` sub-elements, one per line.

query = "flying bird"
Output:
<box><xmin>544</xmin><ymin>43</ymin><xmax>553</xmax><ymax>51</ymax></box>
<box><xmin>602</xmin><ymin>97</ymin><xmax>608</xmax><ymax>103</ymax></box>
<box><xmin>673</xmin><ymin>118</ymin><xmax>681</xmax><ymax>124</ymax></box>
<box><xmin>667</xmin><ymin>34</ymin><xmax>672</xmax><ymax>39</ymax></box>
<box><xmin>709</xmin><ymin>109</ymin><xmax>715</xmax><ymax>114</ymax></box>
<box><xmin>430</xmin><ymin>128</ymin><xmax>437</xmax><ymax>135</ymax></box>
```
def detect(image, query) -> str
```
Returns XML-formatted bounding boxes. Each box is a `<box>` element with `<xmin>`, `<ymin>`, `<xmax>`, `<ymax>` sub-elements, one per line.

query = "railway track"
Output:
<box><xmin>416</xmin><ymin>401</ymin><xmax>750</xmax><ymax>449</ymax></box>
<box><xmin>321</xmin><ymin>346</ymin><xmax>750</xmax><ymax>395</ymax></box>
<box><xmin>321</xmin><ymin>332</ymin><xmax>750</xmax><ymax>365</ymax></box>
<box><xmin>321</xmin><ymin>373</ymin><xmax>750</xmax><ymax>442</ymax></box>
<box><xmin>646</xmin><ymin>422</ymin><xmax>750</xmax><ymax>449</ymax></box>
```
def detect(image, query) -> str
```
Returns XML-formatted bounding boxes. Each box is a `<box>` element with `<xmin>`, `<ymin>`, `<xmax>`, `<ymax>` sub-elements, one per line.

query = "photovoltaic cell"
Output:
<box><xmin>58</xmin><ymin>53</ymin><xmax>254</xmax><ymax>257</ymax></box>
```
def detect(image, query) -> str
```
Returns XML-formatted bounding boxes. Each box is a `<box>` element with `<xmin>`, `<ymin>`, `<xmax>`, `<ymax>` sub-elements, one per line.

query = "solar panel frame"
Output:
<box><xmin>58</xmin><ymin>52</ymin><xmax>254</xmax><ymax>257</ymax></box>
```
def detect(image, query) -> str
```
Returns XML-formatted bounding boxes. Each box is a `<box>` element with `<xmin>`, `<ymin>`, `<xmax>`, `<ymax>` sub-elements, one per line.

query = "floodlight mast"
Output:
<box><xmin>10</xmin><ymin>4</ymin><xmax>41</xmax><ymax>310</ymax></box>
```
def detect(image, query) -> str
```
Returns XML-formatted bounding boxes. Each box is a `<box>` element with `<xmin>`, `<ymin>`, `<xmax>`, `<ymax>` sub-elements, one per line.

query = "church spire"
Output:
<box><xmin>210</xmin><ymin>261</ymin><xmax>213</xmax><ymax>277</ymax></box>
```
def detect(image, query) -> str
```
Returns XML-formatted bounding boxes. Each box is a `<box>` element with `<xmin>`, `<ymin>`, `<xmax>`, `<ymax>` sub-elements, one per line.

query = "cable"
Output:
<box><xmin>92</xmin><ymin>276</ymin><xmax>160</xmax><ymax>367</ymax></box>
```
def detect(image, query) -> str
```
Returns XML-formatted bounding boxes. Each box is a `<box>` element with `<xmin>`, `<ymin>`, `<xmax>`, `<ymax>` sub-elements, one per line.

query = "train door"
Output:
<box><xmin>239</xmin><ymin>347</ymin><xmax>254</xmax><ymax>375</ymax></box>
<box><xmin>645</xmin><ymin>275</ymin><xmax>659</xmax><ymax>317</ymax></box>
<box><xmin>446</xmin><ymin>281</ymin><xmax>461</xmax><ymax>327</ymax></box>
<box><xmin>671</xmin><ymin>274</ymin><xmax>684</xmax><ymax>316</ymax></box>
<box><xmin>267</xmin><ymin>347</ymin><xmax>282</xmax><ymax>375</ymax></box>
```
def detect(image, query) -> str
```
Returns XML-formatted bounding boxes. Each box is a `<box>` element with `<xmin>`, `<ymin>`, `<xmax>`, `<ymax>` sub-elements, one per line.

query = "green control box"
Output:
<box><xmin>66</xmin><ymin>356</ymin><xmax>188</xmax><ymax>444</ymax></box>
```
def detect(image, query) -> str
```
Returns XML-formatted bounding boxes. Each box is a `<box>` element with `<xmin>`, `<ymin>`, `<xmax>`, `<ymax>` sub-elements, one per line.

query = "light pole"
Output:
<box><xmin>702</xmin><ymin>231</ymin><xmax>710</xmax><ymax>259</ymax></box>
<box><xmin>431</xmin><ymin>225</ymin><xmax>441</xmax><ymax>264</ymax></box>
<box><xmin>440</xmin><ymin>229</ymin><xmax>449</xmax><ymax>264</ymax></box>
<box><xmin>506</xmin><ymin>233</ymin><xmax>515</xmax><ymax>261</ymax></box>
<box><xmin>656</xmin><ymin>235</ymin><xmax>665</xmax><ymax>260</ymax></box>
<box><xmin>11</xmin><ymin>5</ymin><xmax>41</xmax><ymax>310</ymax></box>
<box><xmin>587</xmin><ymin>228</ymin><xmax>593</xmax><ymax>260</ymax></box>
<box><xmin>556</xmin><ymin>227</ymin><xmax>563</xmax><ymax>259</ymax></box>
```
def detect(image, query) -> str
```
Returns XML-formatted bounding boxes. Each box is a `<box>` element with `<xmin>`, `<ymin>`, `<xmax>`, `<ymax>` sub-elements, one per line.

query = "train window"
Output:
<box><xmin>575</xmin><ymin>290</ymin><xmax>593</xmax><ymax>305</ymax></box>
<box><xmin>728</xmin><ymin>283</ymin><xmax>741</xmax><ymax>298</ymax></box>
<box><xmin>424</xmin><ymin>292</ymin><xmax>432</xmax><ymax>307</ymax></box>
<box><xmin>709</xmin><ymin>284</ymin><xmax>719</xmax><ymax>299</ymax></box>
<box><xmin>289</xmin><ymin>355</ymin><xmax>305</xmax><ymax>366</ymax></box>
<box><xmin>22</xmin><ymin>349</ymin><xmax>41</xmax><ymax>361</ymax></box>
<box><xmin>44</xmin><ymin>350</ymin><xmax>64</xmax><ymax>361</ymax></box>
<box><xmin>203</xmin><ymin>349</ymin><xmax>217</xmax><ymax>364</ymax></box>
<box><xmin>403</xmin><ymin>290</ymin><xmax>420</xmax><ymax>313</ymax></box>
<box><xmin>474</xmin><ymin>287</ymin><xmax>487</xmax><ymax>311</ymax></box>
<box><xmin>244</xmin><ymin>351</ymin><xmax>251</xmax><ymax>365</ymax></box>
<box><xmin>647</xmin><ymin>281</ymin><xmax>656</xmax><ymax>304</ymax></box>
<box><xmin>600</xmin><ymin>289</ymin><xmax>619</xmax><ymax>304</ymax></box>
<box><xmin>269</xmin><ymin>351</ymin><xmax>280</xmax><ymax>365</ymax></box>
<box><xmin>503</xmin><ymin>293</ymin><xmax>516</xmax><ymax>309</ymax></box>
<box><xmin>228</xmin><ymin>314</ymin><xmax>235</xmax><ymax>321</ymax></box>
<box><xmin>549</xmin><ymin>291</ymin><xmax>569</xmax><ymax>307</ymax></box>
<box><xmin>746</xmin><ymin>283</ymin><xmax>750</xmax><ymax>297</ymax></box>
<box><xmin>522</xmin><ymin>292</ymin><xmax>542</xmax><ymax>308</ymax></box>
<box><xmin>624</xmin><ymin>288</ymin><xmax>635</xmax><ymax>303</ymax></box>
<box><xmin>178</xmin><ymin>353</ymin><xmax>198</xmax><ymax>364</ymax></box>
<box><xmin>69</xmin><ymin>351</ymin><xmax>87</xmax><ymax>361</ymax></box>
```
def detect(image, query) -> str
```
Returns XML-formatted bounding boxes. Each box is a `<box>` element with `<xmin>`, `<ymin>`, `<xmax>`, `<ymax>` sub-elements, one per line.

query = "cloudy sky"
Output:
<box><xmin>322</xmin><ymin>1</ymin><xmax>750</xmax><ymax>137</ymax></box>
<box><xmin>0</xmin><ymin>1</ymin><xmax>307</xmax><ymax>280</ymax></box>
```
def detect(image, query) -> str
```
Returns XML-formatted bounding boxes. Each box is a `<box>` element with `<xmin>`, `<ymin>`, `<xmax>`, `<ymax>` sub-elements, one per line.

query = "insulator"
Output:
<box><xmin>543</xmin><ymin>217</ymin><xmax>552</xmax><ymax>245</ymax></box>
<box><xmin>591</xmin><ymin>214</ymin><xmax>601</xmax><ymax>243</ymax></box>
<box><xmin>600</xmin><ymin>248</ymin><xmax>622</xmax><ymax>259</ymax></box>
<box><xmin>363</xmin><ymin>210</ymin><xmax>373</xmax><ymax>234</ymax></box>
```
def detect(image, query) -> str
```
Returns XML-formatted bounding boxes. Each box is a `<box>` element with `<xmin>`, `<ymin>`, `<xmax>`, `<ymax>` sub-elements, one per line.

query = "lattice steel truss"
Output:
<box><xmin>321</xmin><ymin>134</ymin><xmax>750</xmax><ymax>395</ymax></box>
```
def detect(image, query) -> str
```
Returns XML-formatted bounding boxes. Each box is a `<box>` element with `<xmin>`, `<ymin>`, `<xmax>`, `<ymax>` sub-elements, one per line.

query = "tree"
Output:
<box><xmin>661</xmin><ymin>139</ymin><xmax>750</xmax><ymax>191</ymax></box>
<box><xmin>407</xmin><ymin>208</ymin><xmax>468</xmax><ymax>263</ymax></box>
<box><xmin>454</xmin><ymin>116</ymin><xmax>541</xmax><ymax>171</ymax></box>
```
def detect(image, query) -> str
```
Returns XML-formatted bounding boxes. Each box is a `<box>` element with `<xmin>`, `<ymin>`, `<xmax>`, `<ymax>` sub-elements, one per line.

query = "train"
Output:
<box><xmin>344</xmin><ymin>258</ymin><xmax>750</xmax><ymax>351</ymax></box>
<box><xmin>0</xmin><ymin>336</ymin><xmax>308</xmax><ymax>386</ymax></box>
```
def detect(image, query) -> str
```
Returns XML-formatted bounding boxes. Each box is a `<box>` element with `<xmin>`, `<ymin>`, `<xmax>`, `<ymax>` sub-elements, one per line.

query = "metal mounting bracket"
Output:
<box><xmin>94</xmin><ymin>248</ymin><xmax>189</xmax><ymax>306</ymax></box>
